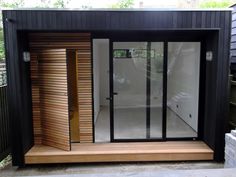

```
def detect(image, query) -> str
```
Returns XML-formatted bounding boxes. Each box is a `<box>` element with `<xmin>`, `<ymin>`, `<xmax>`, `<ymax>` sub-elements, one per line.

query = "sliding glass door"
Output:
<box><xmin>111</xmin><ymin>42</ymin><xmax>164</xmax><ymax>141</ymax></box>
<box><xmin>109</xmin><ymin>41</ymin><xmax>200</xmax><ymax>142</ymax></box>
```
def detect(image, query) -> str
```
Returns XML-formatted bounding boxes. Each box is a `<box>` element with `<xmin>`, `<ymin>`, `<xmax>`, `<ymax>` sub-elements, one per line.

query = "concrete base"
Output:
<box><xmin>6</xmin><ymin>168</ymin><xmax>236</xmax><ymax>177</ymax></box>
<box><xmin>0</xmin><ymin>162</ymin><xmax>224</xmax><ymax>177</ymax></box>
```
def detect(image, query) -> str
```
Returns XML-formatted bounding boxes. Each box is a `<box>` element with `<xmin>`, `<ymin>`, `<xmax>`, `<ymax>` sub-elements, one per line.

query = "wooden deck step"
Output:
<box><xmin>25</xmin><ymin>141</ymin><xmax>214</xmax><ymax>164</ymax></box>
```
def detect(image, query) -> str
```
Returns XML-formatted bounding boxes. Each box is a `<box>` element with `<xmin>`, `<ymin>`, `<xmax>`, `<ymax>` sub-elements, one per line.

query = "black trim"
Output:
<box><xmin>91</xmin><ymin>37</ymin><xmax>95</xmax><ymax>143</ymax></box>
<box><xmin>112</xmin><ymin>138</ymin><xmax>197</xmax><ymax>142</ymax></box>
<box><xmin>109</xmin><ymin>40</ymin><xmax>114</xmax><ymax>142</ymax></box>
<box><xmin>146</xmin><ymin>42</ymin><xmax>151</xmax><ymax>139</ymax></box>
<box><xmin>112</xmin><ymin>138</ymin><xmax>164</xmax><ymax>142</ymax></box>
<box><xmin>91</xmin><ymin>30</ymin><xmax>218</xmax><ymax>41</ymax></box>
<box><xmin>163</xmin><ymin>41</ymin><xmax>168</xmax><ymax>140</ymax></box>
<box><xmin>198</xmin><ymin>41</ymin><xmax>206</xmax><ymax>140</ymax></box>
<box><xmin>166</xmin><ymin>137</ymin><xmax>197</xmax><ymax>141</ymax></box>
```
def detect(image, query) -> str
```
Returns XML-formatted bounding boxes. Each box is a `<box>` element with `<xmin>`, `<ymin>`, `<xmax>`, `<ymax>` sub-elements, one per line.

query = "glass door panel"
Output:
<box><xmin>167</xmin><ymin>42</ymin><xmax>200</xmax><ymax>138</ymax></box>
<box><xmin>112</xmin><ymin>42</ymin><xmax>163</xmax><ymax>140</ymax></box>
<box><xmin>150</xmin><ymin>43</ymin><xmax>164</xmax><ymax>138</ymax></box>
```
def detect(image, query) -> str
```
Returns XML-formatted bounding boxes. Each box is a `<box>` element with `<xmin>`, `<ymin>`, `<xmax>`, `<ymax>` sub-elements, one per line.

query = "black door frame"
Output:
<box><xmin>109</xmin><ymin>39</ymin><xmax>203</xmax><ymax>142</ymax></box>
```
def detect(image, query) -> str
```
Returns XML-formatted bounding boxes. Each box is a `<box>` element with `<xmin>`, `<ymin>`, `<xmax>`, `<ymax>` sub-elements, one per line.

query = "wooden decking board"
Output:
<box><xmin>25</xmin><ymin>141</ymin><xmax>213</xmax><ymax>164</ymax></box>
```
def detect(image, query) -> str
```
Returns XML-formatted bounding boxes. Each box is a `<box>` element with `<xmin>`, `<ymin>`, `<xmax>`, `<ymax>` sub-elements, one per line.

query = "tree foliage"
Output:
<box><xmin>0</xmin><ymin>0</ymin><xmax>72</xmax><ymax>60</ymax></box>
<box><xmin>111</xmin><ymin>0</ymin><xmax>134</xmax><ymax>8</ymax></box>
<box><xmin>0</xmin><ymin>0</ymin><xmax>24</xmax><ymax>8</ymax></box>
<box><xmin>53</xmin><ymin>0</ymin><xmax>71</xmax><ymax>8</ymax></box>
<box><xmin>0</xmin><ymin>28</ymin><xmax>4</xmax><ymax>60</ymax></box>
<box><xmin>199</xmin><ymin>0</ymin><xmax>234</xmax><ymax>8</ymax></box>
<box><xmin>0</xmin><ymin>0</ymin><xmax>25</xmax><ymax>60</ymax></box>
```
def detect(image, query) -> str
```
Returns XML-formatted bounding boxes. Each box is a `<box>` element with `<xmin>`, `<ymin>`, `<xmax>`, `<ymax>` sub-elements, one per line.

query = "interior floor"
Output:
<box><xmin>95</xmin><ymin>106</ymin><xmax>197</xmax><ymax>142</ymax></box>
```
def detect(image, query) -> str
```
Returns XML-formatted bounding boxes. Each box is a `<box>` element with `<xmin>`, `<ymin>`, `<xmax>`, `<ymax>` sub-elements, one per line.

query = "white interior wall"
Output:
<box><xmin>167</xmin><ymin>42</ymin><xmax>200</xmax><ymax>132</ymax></box>
<box><xmin>93</xmin><ymin>39</ymin><xmax>109</xmax><ymax>123</ymax></box>
<box><xmin>93</xmin><ymin>40</ymin><xmax>100</xmax><ymax>123</ymax></box>
<box><xmin>99</xmin><ymin>40</ymin><xmax>110</xmax><ymax>106</ymax></box>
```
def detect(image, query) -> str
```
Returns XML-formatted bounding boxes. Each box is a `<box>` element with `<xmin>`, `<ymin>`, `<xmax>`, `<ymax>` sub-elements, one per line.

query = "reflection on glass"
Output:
<box><xmin>113</xmin><ymin>42</ymin><xmax>147</xmax><ymax>139</ymax></box>
<box><xmin>167</xmin><ymin>42</ymin><xmax>200</xmax><ymax>138</ymax></box>
<box><xmin>113</xmin><ymin>42</ymin><xmax>163</xmax><ymax>139</ymax></box>
<box><xmin>150</xmin><ymin>42</ymin><xmax>163</xmax><ymax>138</ymax></box>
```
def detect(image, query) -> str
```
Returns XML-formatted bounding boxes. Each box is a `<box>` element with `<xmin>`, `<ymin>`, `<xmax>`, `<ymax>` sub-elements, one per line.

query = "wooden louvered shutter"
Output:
<box><xmin>38</xmin><ymin>49</ymin><xmax>71</xmax><ymax>151</ymax></box>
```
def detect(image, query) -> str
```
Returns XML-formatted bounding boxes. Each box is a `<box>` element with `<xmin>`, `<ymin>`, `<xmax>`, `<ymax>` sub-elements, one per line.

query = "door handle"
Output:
<box><xmin>106</xmin><ymin>93</ymin><xmax>118</xmax><ymax>101</ymax></box>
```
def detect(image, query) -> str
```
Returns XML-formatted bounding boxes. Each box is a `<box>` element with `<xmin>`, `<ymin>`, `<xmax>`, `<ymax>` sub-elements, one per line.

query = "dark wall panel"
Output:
<box><xmin>231</xmin><ymin>4</ymin><xmax>236</xmax><ymax>76</ymax></box>
<box><xmin>17</xmin><ymin>32</ymin><xmax>33</xmax><ymax>155</ymax></box>
<box><xmin>3</xmin><ymin>12</ymin><xmax>34</xmax><ymax>167</ymax></box>
<box><xmin>3</xmin><ymin>11</ymin><xmax>24</xmax><ymax>166</ymax></box>
<box><xmin>204</xmin><ymin>32</ymin><xmax>218</xmax><ymax>150</ymax></box>
<box><xmin>3</xmin><ymin>10</ymin><xmax>229</xmax><ymax>31</ymax></box>
<box><xmin>215</xmin><ymin>10</ymin><xmax>231</xmax><ymax>161</ymax></box>
<box><xmin>2</xmin><ymin>9</ymin><xmax>231</xmax><ymax>165</ymax></box>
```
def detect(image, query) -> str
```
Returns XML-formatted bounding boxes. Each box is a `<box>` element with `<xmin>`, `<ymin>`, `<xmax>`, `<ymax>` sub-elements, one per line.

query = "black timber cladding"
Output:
<box><xmin>231</xmin><ymin>5</ymin><xmax>236</xmax><ymax>74</ymax></box>
<box><xmin>2</xmin><ymin>9</ymin><xmax>231</xmax><ymax>166</ymax></box>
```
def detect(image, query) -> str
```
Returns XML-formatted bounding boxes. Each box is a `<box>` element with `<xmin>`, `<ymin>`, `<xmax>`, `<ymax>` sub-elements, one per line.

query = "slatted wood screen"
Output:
<box><xmin>30</xmin><ymin>52</ymin><xmax>42</xmax><ymax>145</ymax></box>
<box><xmin>40</xmin><ymin>49</ymin><xmax>70</xmax><ymax>151</ymax></box>
<box><xmin>77</xmin><ymin>49</ymin><xmax>93</xmax><ymax>143</ymax></box>
<box><xmin>32</xmin><ymin>49</ymin><xmax>71</xmax><ymax>151</ymax></box>
<box><xmin>29</xmin><ymin>33</ymin><xmax>93</xmax><ymax>146</ymax></box>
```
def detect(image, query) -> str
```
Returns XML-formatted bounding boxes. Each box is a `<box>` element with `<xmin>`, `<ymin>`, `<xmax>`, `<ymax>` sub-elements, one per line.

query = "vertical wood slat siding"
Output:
<box><xmin>0</xmin><ymin>86</ymin><xmax>10</xmax><ymax>161</ymax></box>
<box><xmin>77</xmin><ymin>47</ymin><xmax>93</xmax><ymax>143</ymax></box>
<box><xmin>215</xmin><ymin>11</ymin><xmax>231</xmax><ymax>160</ymax></box>
<box><xmin>29</xmin><ymin>33</ymin><xmax>92</xmax><ymax>145</ymax></box>
<box><xmin>3</xmin><ymin>11</ymin><xmax>30</xmax><ymax>166</ymax></box>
